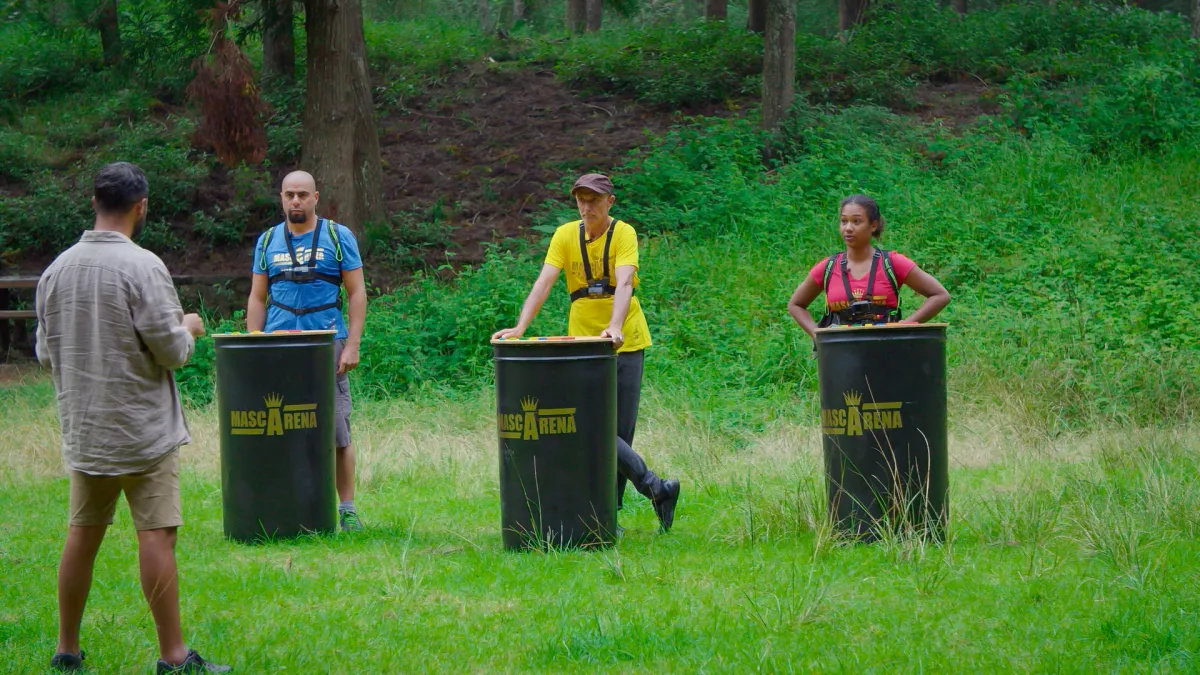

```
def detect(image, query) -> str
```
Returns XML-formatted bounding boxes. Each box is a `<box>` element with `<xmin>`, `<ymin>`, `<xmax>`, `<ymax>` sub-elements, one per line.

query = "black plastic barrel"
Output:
<box><xmin>214</xmin><ymin>330</ymin><xmax>337</xmax><ymax>543</ymax></box>
<box><xmin>492</xmin><ymin>336</ymin><xmax>618</xmax><ymax>550</ymax></box>
<box><xmin>814</xmin><ymin>323</ymin><xmax>948</xmax><ymax>542</ymax></box>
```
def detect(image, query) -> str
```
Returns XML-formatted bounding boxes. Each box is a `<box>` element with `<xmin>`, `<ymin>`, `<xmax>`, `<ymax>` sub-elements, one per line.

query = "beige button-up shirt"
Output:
<box><xmin>35</xmin><ymin>230</ymin><xmax>194</xmax><ymax>475</ymax></box>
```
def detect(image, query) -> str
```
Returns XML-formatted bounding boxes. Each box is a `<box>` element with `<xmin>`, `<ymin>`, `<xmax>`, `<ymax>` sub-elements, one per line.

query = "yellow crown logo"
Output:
<box><xmin>843</xmin><ymin>390</ymin><xmax>862</xmax><ymax>407</ymax></box>
<box><xmin>520</xmin><ymin>396</ymin><xmax>539</xmax><ymax>412</ymax></box>
<box><xmin>264</xmin><ymin>393</ymin><xmax>284</xmax><ymax>408</ymax></box>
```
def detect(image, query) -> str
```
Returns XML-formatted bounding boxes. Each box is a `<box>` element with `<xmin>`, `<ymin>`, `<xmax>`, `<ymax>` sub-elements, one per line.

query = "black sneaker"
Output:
<box><xmin>339</xmin><ymin>509</ymin><xmax>363</xmax><ymax>532</ymax></box>
<box><xmin>653</xmin><ymin>479</ymin><xmax>680</xmax><ymax>532</ymax></box>
<box><xmin>49</xmin><ymin>650</ymin><xmax>85</xmax><ymax>671</ymax></box>
<box><xmin>156</xmin><ymin>649</ymin><xmax>231</xmax><ymax>674</ymax></box>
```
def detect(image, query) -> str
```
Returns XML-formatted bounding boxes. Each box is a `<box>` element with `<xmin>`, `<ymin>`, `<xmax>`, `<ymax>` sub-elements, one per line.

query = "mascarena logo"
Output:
<box><xmin>497</xmin><ymin>396</ymin><xmax>577</xmax><ymax>441</ymax></box>
<box><xmin>230</xmin><ymin>393</ymin><xmax>318</xmax><ymax>436</ymax></box>
<box><xmin>821</xmin><ymin>389</ymin><xmax>903</xmax><ymax>436</ymax></box>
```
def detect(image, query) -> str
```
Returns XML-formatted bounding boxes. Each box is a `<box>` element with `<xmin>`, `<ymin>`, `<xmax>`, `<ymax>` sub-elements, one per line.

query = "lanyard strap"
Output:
<box><xmin>579</xmin><ymin>217</ymin><xmax>616</xmax><ymax>282</ymax></box>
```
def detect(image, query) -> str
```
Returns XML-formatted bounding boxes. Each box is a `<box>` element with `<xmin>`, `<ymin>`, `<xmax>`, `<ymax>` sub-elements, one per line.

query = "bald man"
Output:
<box><xmin>247</xmin><ymin>171</ymin><xmax>368</xmax><ymax>532</ymax></box>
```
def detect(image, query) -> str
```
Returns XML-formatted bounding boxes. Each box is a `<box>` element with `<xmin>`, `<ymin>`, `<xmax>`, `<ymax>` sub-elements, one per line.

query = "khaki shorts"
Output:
<box><xmin>334</xmin><ymin>339</ymin><xmax>353</xmax><ymax>448</ymax></box>
<box><xmin>68</xmin><ymin>449</ymin><xmax>183</xmax><ymax>531</ymax></box>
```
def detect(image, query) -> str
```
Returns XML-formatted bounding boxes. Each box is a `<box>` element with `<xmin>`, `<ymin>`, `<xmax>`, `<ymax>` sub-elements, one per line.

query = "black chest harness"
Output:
<box><xmin>261</xmin><ymin>219</ymin><xmax>345</xmax><ymax>316</ymax></box>
<box><xmin>816</xmin><ymin>248</ymin><xmax>902</xmax><ymax>327</ymax></box>
<box><xmin>569</xmin><ymin>218</ymin><xmax>636</xmax><ymax>303</ymax></box>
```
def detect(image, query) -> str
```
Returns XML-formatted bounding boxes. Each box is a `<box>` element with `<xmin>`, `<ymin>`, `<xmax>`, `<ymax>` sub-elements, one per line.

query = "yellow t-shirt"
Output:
<box><xmin>545</xmin><ymin>218</ymin><xmax>652</xmax><ymax>353</ymax></box>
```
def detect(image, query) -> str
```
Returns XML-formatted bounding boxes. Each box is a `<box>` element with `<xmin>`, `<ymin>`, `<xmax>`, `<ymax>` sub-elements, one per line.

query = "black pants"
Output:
<box><xmin>616</xmin><ymin>350</ymin><xmax>663</xmax><ymax>508</ymax></box>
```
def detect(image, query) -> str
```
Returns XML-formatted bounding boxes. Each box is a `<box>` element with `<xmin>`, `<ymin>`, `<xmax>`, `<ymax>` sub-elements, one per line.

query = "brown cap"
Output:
<box><xmin>570</xmin><ymin>173</ymin><xmax>615</xmax><ymax>195</ymax></box>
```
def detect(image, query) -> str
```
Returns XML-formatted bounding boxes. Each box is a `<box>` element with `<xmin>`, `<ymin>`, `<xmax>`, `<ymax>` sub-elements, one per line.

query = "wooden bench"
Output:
<box><xmin>1</xmin><ymin>272</ymin><xmax>248</xmax><ymax>357</ymax></box>
<box><xmin>0</xmin><ymin>275</ymin><xmax>40</xmax><ymax>355</ymax></box>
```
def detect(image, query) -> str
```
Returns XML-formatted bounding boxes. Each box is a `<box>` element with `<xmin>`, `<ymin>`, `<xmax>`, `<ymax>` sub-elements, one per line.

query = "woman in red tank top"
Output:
<box><xmin>787</xmin><ymin>194</ymin><xmax>951</xmax><ymax>340</ymax></box>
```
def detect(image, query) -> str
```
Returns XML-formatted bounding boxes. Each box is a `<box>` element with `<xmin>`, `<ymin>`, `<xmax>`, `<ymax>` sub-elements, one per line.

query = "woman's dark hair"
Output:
<box><xmin>840</xmin><ymin>194</ymin><xmax>885</xmax><ymax>239</ymax></box>
<box><xmin>94</xmin><ymin>161</ymin><xmax>149</xmax><ymax>215</ymax></box>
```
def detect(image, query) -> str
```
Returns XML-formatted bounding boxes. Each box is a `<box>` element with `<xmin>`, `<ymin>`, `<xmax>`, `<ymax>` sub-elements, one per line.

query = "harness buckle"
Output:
<box><xmin>282</xmin><ymin>265</ymin><xmax>318</xmax><ymax>283</ymax></box>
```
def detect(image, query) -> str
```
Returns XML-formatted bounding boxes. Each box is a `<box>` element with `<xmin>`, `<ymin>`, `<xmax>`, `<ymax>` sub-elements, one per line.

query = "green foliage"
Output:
<box><xmin>355</xmin><ymin>248</ymin><xmax>567</xmax><ymax>395</ymax></box>
<box><xmin>7</xmin><ymin>2</ymin><xmax>1200</xmax><ymax>429</ymax></box>
<box><xmin>261</xmin><ymin>79</ymin><xmax>306</xmax><ymax>165</ymax></box>
<box><xmin>545</xmin><ymin>22</ymin><xmax>763</xmax><ymax>107</ymax></box>
<box><xmin>852</xmin><ymin>0</ymin><xmax>1188</xmax><ymax>84</ymax></box>
<box><xmin>1001</xmin><ymin>59</ymin><xmax>1200</xmax><ymax>155</ymax></box>
<box><xmin>117</xmin><ymin>0</ymin><xmax>214</xmax><ymax>97</ymax></box>
<box><xmin>170</xmin><ymin>103</ymin><xmax>1200</xmax><ymax>429</ymax></box>
<box><xmin>366</xmin><ymin>20</ymin><xmax>495</xmax><ymax>104</ymax></box>
<box><xmin>362</xmin><ymin>210</ymin><xmax>454</xmax><ymax>270</ymax></box>
<box><xmin>0</xmin><ymin>175</ymin><xmax>91</xmax><ymax>254</ymax></box>
<box><xmin>175</xmin><ymin>314</ymin><xmax>240</xmax><ymax>407</ymax></box>
<box><xmin>0</xmin><ymin>23</ymin><xmax>99</xmax><ymax>105</ymax></box>
<box><xmin>0</xmin><ymin>115</ymin><xmax>217</xmax><ymax>257</ymax></box>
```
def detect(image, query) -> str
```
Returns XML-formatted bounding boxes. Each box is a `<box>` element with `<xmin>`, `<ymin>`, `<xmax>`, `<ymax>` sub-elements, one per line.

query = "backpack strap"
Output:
<box><xmin>325</xmin><ymin>218</ymin><xmax>344</xmax><ymax>264</ymax></box>
<box><xmin>258</xmin><ymin>224</ymin><xmax>278</xmax><ymax>272</ymax></box>
<box><xmin>815</xmin><ymin>253</ymin><xmax>840</xmax><ymax>328</ymax></box>
<box><xmin>822</xmin><ymin>254</ymin><xmax>838</xmax><ymax>297</ymax></box>
<box><xmin>880</xmin><ymin>249</ymin><xmax>901</xmax><ymax>318</ymax></box>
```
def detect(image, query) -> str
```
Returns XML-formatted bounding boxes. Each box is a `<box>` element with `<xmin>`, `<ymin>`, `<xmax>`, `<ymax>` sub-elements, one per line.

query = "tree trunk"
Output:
<box><xmin>746</xmin><ymin>0</ymin><xmax>765</xmax><ymax>33</ymax></box>
<box><xmin>302</xmin><ymin>0</ymin><xmax>386</xmax><ymax>233</ymax></box>
<box><xmin>585</xmin><ymin>0</ymin><xmax>601</xmax><ymax>31</ymax></box>
<box><xmin>566</xmin><ymin>0</ymin><xmax>585</xmax><ymax>33</ymax></box>
<box><xmin>761</xmin><ymin>0</ymin><xmax>795</xmax><ymax>138</ymax></box>
<box><xmin>479</xmin><ymin>0</ymin><xmax>494</xmax><ymax>32</ymax></box>
<box><xmin>951</xmin><ymin>0</ymin><xmax>966</xmax><ymax>14</ymax></box>
<box><xmin>706</xmin><ymin>0</ymin><xmax>726</xmax><ymax>20</ymax></box>
<box><xmin>95</xmin><ymin>0</ymin><xmax>121</xmax><ymax>66</ymax></box>
<box><xmin>512</xmin><ymin>0</ymin><xmax>524</xmax><ymax>24</ymax></box>
<box><xmin>262</xmin><ymin>0</ymin><xmax>295</xmax><ymax>81</ymax></box>
<box><xmin>838</xmin><ymin>0</ymin><xmax>868</xmax><ymax>35</ymax></box>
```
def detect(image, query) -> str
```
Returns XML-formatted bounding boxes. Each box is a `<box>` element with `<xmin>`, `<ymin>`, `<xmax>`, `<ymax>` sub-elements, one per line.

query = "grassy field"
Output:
<box><xmin>2</xmin><ymin>375</ymin><xmax>1198</xmax><ymax>673</ymax></box>
<box><xmin>4</xmin><ymin>3</ymin><xmax>1200</xmax><ymax>672</ymax></box>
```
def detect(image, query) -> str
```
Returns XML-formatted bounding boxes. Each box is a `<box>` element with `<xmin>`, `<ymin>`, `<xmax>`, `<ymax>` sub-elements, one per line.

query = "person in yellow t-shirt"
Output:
<box><xmin>492</xmin><ymin>173</ymin><xmax>680</xmax><ymax>533</ymax></box>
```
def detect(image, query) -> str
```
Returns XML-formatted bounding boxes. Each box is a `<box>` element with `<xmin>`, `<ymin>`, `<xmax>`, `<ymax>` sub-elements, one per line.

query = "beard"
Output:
<box><xmin>287</xmin><ymin>210</ymin><xmax>308</xmax><ymax>224</ymax></box>
<box><xmin>132</xmin><ymin>213</ymin><xmax>147</xmax><ymax>240</ymax></box>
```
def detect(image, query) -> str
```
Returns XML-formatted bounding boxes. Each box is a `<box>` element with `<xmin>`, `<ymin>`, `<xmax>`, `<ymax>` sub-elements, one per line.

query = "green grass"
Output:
<box><xmin>2</xmin><ymin>388</ymin><xmax>1198</xmax><ymax>672</ymax></box>
<box><xmin>5</xmin><ymin>5</ymin><xmax>1200</xmax><ymax>669</ymax></box>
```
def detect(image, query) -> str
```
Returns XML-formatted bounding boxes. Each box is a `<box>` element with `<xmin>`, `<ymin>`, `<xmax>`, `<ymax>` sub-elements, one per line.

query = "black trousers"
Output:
<box><xmin>616</xmin><ymin>350</ymin><xmax>663</xmax><ymax>508</ymax></box>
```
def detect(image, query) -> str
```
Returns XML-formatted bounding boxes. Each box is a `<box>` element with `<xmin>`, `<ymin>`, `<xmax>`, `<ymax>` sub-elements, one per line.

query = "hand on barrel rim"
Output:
<box><xmin>600</xmin><ymin>326</ymin><xmax>624</xmax><ymax>350</ymax></box>
<box><xmin>338</xmin><ymin>343</ymin><xmax>360</xmax><ymax>375</ymax></box>
<box><xmin>491</xmin><ymin>327</ymin><xmax>526</xmax><ymax>340</ymax></box>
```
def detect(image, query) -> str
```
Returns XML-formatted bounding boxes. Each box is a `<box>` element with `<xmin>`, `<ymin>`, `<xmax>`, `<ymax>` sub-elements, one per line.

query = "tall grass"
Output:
<box><xmin>2</xmin><ymin>389</ymin><xmax>1198</xmax><ymax>671</ymax></box>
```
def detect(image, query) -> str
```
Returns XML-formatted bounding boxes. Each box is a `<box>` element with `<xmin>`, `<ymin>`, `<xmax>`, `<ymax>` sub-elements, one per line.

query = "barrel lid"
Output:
<box><xmin>490</xmin><ymin>336</ymin><xmax>614</xmax><ymax>346</ymax></box>
<box><xmin>815</xmin><ymin>322</ymin><xmax>948</xmax><ymax>333</ymax></box>
<box><xmin>212</xmin><ymin>329</ymin><xmax>338</xmax><ymax>339</ymax></box>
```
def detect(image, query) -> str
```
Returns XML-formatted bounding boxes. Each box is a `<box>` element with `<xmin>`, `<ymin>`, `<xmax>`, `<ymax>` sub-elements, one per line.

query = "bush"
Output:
<box><xmin>0</xmin><ymin>23</ymin><xmax>99</xmax><ymax>103</ymax></box>
<box><xmin>172</xmin><ymin>103</ymin><xmax>1200</xmax><ymax>428</ymax></box>
<box><xmin>545</xmin><ymin>22</ymin><xmax>763</xmax><ymax>108</ymax></box>
<box><xmin>0</xmin><ymin>117</ymin><xmax>215</xmax><ymax>257</ymax></box>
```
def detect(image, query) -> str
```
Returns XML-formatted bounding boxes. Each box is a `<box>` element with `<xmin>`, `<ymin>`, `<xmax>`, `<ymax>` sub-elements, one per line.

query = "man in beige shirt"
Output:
<box><xmin>35</xmin><ymin>162</ymin><xmax>230</xmax><ymax>674</ymax></box>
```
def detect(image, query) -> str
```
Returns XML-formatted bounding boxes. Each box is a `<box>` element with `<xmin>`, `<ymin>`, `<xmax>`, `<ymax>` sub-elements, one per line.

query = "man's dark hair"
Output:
<box><xmin>94</xmin><ymin>162</ymin><xmax>149</xmax><ymax>215</ymax></box>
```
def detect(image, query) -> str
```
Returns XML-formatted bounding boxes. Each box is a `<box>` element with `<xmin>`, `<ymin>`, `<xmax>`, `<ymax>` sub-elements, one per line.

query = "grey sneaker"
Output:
<box><xmin>49</xmin><ymin>650</ymin><xmax>85</xmax><ymax>672</ymax></box>
<box><xmin>339</xmin><ymin>509</ymin><xmax>363</xmax><ymax>532</ymax></box>
<box><xmin>156</xmin><ymin>649</ymin><xmax>230</xmax><ymax>674</ymax></box>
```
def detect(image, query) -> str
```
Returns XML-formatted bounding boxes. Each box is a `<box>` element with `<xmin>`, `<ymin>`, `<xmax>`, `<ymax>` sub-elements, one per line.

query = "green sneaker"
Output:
<box><xmin>339</xmin><ymin>509</ymin><xmax>363</xmax><ymax>532</ymax></box>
